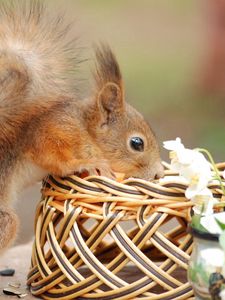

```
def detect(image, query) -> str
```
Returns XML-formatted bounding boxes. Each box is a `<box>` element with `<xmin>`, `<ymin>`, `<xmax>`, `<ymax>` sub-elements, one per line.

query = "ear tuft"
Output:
<box><xmin>94</xmin><ymin>43</ymin><xmax>123</xmax><ymax>90</ymax></box>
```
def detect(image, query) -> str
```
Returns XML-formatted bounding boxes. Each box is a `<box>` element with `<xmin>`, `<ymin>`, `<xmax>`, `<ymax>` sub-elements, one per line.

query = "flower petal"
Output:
<box><xmin>200</xmin><ymin>248</ymin><xmax>224</xmax><ymax>267</ymax></box>
<box><xmin>220</xmin><ymin>289</ymin><xmax>225</xmax><ymax>300</ymax></box>
<box><xmin>191</xmin><ymin>188</ymin><xmax>215</xmax><ymax>215</ymax></box>
<box><xmin>185</xmin><ymin>181</ymin><xmax>211</xmax><ymax>199</ymax></box>
<box><xmin>200</xmin><ymin>211</ymin><xmax>225</xmax><ymax>234</ymax></box>
<box><xmin>223</xmin><ymin>170</ymin><xmax>225</xmax><ymax>180</ymax></box>
<box><xmin>163</xmin><ymin>137</ymin><xmax>184</xmax><ymax>151</ymax></box>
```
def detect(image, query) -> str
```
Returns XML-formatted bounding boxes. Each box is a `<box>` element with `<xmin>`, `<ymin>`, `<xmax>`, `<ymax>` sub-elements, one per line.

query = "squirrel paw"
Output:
<box><xmin>77</xmin><ymin>160</ymin><xmax>115</xmax><ymax>179</ymax></box>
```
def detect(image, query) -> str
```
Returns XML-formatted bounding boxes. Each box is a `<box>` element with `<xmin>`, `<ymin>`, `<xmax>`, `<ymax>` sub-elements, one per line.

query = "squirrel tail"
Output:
<box><xmin>0</xmin><ymin>0</ymin><xmax>78</xmax><ymax>105</ymax></box>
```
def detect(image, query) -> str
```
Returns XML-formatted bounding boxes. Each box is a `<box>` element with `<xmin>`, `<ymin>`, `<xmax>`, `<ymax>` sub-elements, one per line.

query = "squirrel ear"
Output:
<box><xmin>97</xmin><ymin>82</ymin><xmax>124</xmax><ymax>119</ymax></box>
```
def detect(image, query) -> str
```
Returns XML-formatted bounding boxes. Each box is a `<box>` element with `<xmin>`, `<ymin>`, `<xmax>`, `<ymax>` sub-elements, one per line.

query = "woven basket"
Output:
<box><xmin>27</xmin><ymin>162</ymin><xmax>225</xmax><ymax>300</ymax></box>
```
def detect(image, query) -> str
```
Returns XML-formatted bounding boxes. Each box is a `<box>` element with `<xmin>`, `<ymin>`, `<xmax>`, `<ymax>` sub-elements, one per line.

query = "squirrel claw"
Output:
<box><xmin>95</xmin><ymin>167</ymin><xmax>115</xmax><ymax>179</ymax></box>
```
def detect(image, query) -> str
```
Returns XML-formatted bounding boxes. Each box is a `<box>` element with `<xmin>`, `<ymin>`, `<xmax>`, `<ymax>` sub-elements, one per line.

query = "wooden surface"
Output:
<box><xmin>0</xmin><ymin>243</ymin><xmax>38</xmax><ymax>300</ymax></box>
<box><xmin>0</xmin><ymin>242</ymin><xmax>195</xmax><ymax>300</ymax></box>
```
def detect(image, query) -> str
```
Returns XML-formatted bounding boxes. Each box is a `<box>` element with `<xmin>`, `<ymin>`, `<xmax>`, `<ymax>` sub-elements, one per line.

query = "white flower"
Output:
<box><xmin>185</xmin><ymin>171</ymin><xmax>212</xmax><ymax>199</ymax></box>
<box><xmin>200</xmin><ymin>248</ymin><xmax>224</xmax><ymax>268</ymax></box>
<box><xmin>163</xmin><ymin>137</ymin><xmax>184</xmax><ymax>152</ymax></box>
<box><xmin>220</xmin><ymin>289</ymin><xmax>225</xmax><ymax>300</ymax></box>
<box><xmin>192</xmin><ymin>188</ymin><xmax>217</xmax><ymax>215</ymax></box>
<box><xmin>181</xmin><ymin>153</ymin><xmax>211</xmax><ymax>180</ymax></box>
<box><xmin>163</xmin><ymin>138</ymin><xmax>212</xmax><ymax>199</ymax></box>
<box><xmin>163</xmin><ymin>138</ymin><xmax>195</xmax><ymax>165</ymax></box>
<box><xmin>200</xmin><ymin>211</ymin><xmax>225</xmax><ymax>234</ymax></box>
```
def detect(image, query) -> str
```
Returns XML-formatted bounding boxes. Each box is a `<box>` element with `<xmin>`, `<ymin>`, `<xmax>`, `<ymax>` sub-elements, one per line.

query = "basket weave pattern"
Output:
<box><xmin>27</xmin><ymin>163</ymin><xmax>225</xmax><ymax>300</ymax></box>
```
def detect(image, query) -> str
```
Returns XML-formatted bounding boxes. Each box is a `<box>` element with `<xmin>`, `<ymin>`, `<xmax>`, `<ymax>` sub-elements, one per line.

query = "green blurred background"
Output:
<box><xmin>52</xmin><ymin>0</ymin><xmax>224</xmax><ymax>160</ymax></box>
<box><xmin>6</xmin><ymin>0</ymin><xmax>225</xmax><ymax>243</ymax></box>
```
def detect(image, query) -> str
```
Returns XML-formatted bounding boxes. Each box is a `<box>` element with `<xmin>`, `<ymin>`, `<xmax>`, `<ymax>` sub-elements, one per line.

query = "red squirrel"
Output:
<box><xmin>0</xmin><ymin>1</ymin><xmax>164</xmax><ymax>252</ymax></box>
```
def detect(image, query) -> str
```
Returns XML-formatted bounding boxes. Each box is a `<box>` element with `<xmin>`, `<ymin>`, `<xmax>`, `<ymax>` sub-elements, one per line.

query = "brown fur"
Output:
<box><xmin>0</xmin><ymin>205</ymin><xmax>19</xmax><ymax>253</ymax></box>
<box><xmin>0</xmin><ymin>1</ymin><xmax>163</xmax><ymax>252</ymax></box>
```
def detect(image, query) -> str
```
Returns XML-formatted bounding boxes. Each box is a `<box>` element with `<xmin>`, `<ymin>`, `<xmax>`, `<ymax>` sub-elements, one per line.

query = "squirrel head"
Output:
<box><xmin>87</xmin><ymin>44</ymin><xmax>164</xmax><ymax>180</ymax></box>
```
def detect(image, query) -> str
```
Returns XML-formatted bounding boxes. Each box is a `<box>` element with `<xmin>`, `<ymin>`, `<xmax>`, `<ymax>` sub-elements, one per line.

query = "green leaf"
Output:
<box><xmin>219</xmin><ymin>231</ymin><xmax>225</xmax><ymax>251</ymax></box>
<box><xmin>191</xmin><ymin>215</ymin><xmax>208</xmax><ymax>233</ymax></box>
<box><xmin>215</xmin><ymin>218</ymin><xmax>225</xmax><ymax>230</ymax></box>
<box><xmin>189</xmin><ymin>262</ymin><xmax>209</xmax><ymax>284</ymax></box>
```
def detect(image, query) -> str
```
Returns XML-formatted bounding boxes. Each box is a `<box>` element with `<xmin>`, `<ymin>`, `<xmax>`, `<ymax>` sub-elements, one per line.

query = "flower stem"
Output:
<box><xmin>197</xmin><ymin>148</ymin><xmax>225</xmax><ymax>197</ymax></box>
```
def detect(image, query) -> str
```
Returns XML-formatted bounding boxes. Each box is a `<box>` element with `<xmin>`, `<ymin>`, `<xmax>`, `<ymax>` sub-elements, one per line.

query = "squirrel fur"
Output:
<box><xmin>0</xmin><ymin>1</ymin><xmax>164</xmax><ymax>252</ymax></box>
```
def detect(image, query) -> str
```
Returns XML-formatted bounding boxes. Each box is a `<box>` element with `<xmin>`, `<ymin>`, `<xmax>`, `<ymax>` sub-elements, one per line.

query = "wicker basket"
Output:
<box><xmin>27</xmin><ymin>162</ymin><xmax>225</xmax><ymax>300</ymax></box>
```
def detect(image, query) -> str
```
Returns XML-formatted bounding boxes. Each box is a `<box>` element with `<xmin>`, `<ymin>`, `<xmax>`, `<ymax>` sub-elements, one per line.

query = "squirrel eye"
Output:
<box><xmin>130</xmin><ymin>137</ymin><xmax>144</xmax><ymax>152</ymax></box>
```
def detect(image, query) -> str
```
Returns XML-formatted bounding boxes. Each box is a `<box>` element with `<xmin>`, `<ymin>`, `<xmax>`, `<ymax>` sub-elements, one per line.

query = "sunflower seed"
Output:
<box><xmin>3</xmin><ymin>287</ymin><xmax>21</xmax><ymax>295</ymax></box>
<box><xmin>18</xmin><ymin>293</ymin><xmax>28</xmax><ymax>298</ymax></box>
<box><xmin>8</xmin><ymin>282</ymin><xmax>21</xmax><ymax>288</ymax></box>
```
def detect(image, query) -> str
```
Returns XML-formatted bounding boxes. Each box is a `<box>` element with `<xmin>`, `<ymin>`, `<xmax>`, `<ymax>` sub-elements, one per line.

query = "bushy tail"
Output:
<box><xmin>0</xmin><ymin>0</ymin><xmax>78</xmax><ymax>105</ymax></box>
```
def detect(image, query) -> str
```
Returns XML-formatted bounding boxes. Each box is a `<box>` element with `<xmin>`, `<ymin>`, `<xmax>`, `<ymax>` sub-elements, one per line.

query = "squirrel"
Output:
<box><xmin>0</xmin><ymin>1</ymin><xmax>164</xmax><ymax>253</ymax></box>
